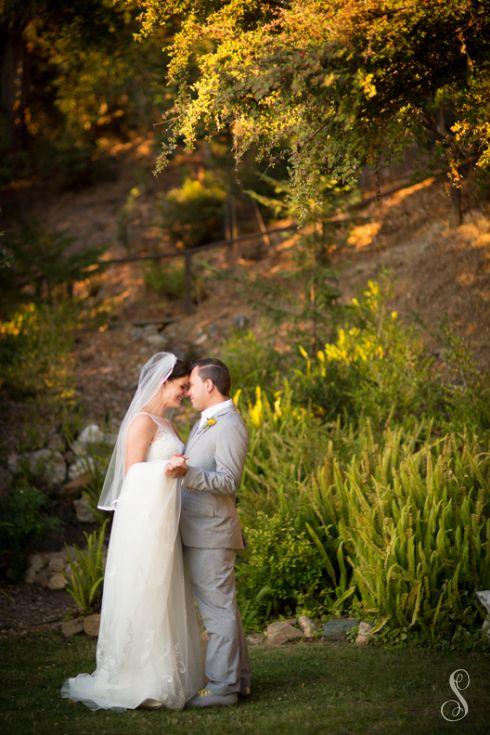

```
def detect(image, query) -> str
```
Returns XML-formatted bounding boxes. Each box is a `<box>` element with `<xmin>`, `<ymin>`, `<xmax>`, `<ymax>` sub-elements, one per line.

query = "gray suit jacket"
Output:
<box><xmin>179</xmin><ymin>405</ymin><xmax>248</xmax><ymax>549</ymax></box>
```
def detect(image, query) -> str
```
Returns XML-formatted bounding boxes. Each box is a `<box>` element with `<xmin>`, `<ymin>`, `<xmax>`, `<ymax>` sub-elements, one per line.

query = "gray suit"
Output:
<box><xmin>180</xmin><ymin>405</ymin><xmax>251</xmax><ymax>696</ymax></box>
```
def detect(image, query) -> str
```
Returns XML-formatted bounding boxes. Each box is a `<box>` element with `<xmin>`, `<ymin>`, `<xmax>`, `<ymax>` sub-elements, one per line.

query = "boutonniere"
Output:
<box><xmin>205</xmin><ymin>417</ymin><xmax>217</xmax><ymax>428</ymax></box>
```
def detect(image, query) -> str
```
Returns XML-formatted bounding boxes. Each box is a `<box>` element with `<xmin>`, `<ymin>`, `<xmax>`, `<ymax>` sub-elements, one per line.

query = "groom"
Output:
<box><xmin>169</xmin><ymin>357</ymin><xmax>251</xmax><ymax>707</ymax></box>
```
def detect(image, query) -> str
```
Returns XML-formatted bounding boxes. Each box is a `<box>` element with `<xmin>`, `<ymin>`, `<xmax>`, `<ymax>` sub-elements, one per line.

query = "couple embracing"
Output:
<box><xmin>61</xmin><ymin>353</ymin><xmax>251</xmax><ymax>711</ymax></box>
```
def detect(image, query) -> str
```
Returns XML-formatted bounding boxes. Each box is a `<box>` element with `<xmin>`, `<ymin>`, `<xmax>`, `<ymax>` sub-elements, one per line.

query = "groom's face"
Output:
<box><xmin>186</xmin><ymin>367</ymin><xmax>212</xmax><ymax>411</ymax></box>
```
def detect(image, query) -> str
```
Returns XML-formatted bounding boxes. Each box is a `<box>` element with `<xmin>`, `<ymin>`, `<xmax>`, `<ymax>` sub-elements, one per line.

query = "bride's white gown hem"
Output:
<box><xmin>61</xmin><ymin>420</ymin><xmax>204</xmax><ymax>711</ymax></box>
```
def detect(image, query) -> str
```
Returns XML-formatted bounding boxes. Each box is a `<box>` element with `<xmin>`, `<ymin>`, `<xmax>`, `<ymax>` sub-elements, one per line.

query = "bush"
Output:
<box><xmin>65</xmin><ymin>520</ymin><xmax>108</xmax><ymax>614</ymax></box>
<box><xmin>0</xmin><ymin>301</ymin><xmax>77</xmax><ymax>401</ymax></box>
<box><xmin>221</xmin><ymin>329</ymin><xmax>283</xmax><ymax>400</ymax></box>
<box><xmin>0</xmin><ymin>481</ymin><xmax>60</xmax><ymax>581</ymax></box>
<box><xmin>144</xmin><ymin>260</ymin><xmax>207</xmax><ymax>303</ymax></box>
<box><xmin>237</xmin><ymin>510</ymin><xmax>328</xmax><ymax>631</ymax></box>
<box><xmin>159</xmin><ymin>171</ymin><xmax>227</xmax><ymax>248</ymax></box>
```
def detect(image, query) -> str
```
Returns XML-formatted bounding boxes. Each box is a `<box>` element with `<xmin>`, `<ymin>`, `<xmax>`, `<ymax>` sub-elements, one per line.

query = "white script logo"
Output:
<box><xmin>440</xmin><ymin>668</ymin><xmax>470</xmax><ymax>722</ymax></box>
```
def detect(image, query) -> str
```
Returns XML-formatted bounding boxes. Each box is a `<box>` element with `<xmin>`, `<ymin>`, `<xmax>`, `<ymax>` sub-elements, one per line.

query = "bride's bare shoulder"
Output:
<box><xmin>127</xmin><ymin>413</ymin><xmax>157</xmax><ymax>440</ymax></box>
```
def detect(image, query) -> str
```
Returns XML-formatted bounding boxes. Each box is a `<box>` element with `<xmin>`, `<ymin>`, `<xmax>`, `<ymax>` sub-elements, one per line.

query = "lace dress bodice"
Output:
<box><xmin>142</xmin><ymin>414</ymin><xmax>184</xmax><ymax>462</ymax></box>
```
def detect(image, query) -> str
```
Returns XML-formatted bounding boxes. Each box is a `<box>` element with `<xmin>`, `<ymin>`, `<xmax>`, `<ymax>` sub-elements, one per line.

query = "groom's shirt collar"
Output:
<box><xmin>198</xmin><ymin>399</ymin><xmax>234</xmax><ymax>428</ymax></box>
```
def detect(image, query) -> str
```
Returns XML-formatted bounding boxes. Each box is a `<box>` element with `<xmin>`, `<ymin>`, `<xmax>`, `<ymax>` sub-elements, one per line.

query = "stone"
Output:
<box><xmin>207</xmin><ymin>324</ymin><xmax>219</xmax><ymax>339</ymax></box>
<box><xmin>356</xmin><ymin>621</ymin><xmax>373</xmax><ymax>646</ymax></box>
<box><xmin>83</xmin><ymin>614</ymin><xmax>101</xmax><ymax>637</ymax></box>
<box><xmin>476</xmin><ymin>590</ymin><xmax>490</xmax><ymax>640</ymax></box>
<box><xmin>77</xmin><ymin>424</ymin><xmax>105</xmax><ymax>446</ymax></box>
<box><xmin>28</xmin><ymin>554</ymin><xmax>46</xmax><ymax>574</ymax></box>
<box><xmin>298</xmin><ymin>615</ymin><xmax>317</xmax><ymax>638</ymax></box>
<box><xmin>48</xmin><ymin>555</ymin><xmax>66</xmax><ymax>573</ymax></box>
<box><xmin>144</xmin><ymin>333</ymin><xmax>167</xmax><ymax>348</ymax></box>
<box><xmin>322</xmin><ymin>618</ymin><xmax>359</xmax><ymax>641</ymax></box>
<box><xmin>73</xmin><ymin>495</ymin><xmax>96</xmax><ymax>523</ymax></box>
<box><xmin>7</xmin><ymin>452</ymin><xmax>19</xmax><ymax>474</ymax></box>
<box><xmin>61</xmin><ymin>618</ymin><xmax>84</xmax><ymax>637</ymax></box>
<box><xmin>28</xmin><ymin>449</ymin><xmax>67</xmax><ymax>485</ymax></box>
<box><xmin>265</xmin><ymin>621</ymin><xmax>304</xmax><ymax>646</ymax></box>
<box><xmin>246</xmin><ymin>632</ymin><xmax>266</xmax><ymax>646</ymax></box>
<box><xmin>68</xmin><ymin>456</ymin><xmax>95</xmax><ymax>481</ymax></box>
<box><xmin>233</xmin><ymin>314</ymin><xmax>249</xmax><ymax>330</ymax></box>
<box><xmin>24</xmin><ymin>567</ymin><xmax>37</xmax><ymax>584</ymax></box>
<box><xmin>36</xmin><ymin>568</ymin><xmax>51</xmax><ymax>588</ymax></box>
<box><xmin>48</xmin><ymin>572</ymin><xmax>66</xmax><ymax>590</ymax></box>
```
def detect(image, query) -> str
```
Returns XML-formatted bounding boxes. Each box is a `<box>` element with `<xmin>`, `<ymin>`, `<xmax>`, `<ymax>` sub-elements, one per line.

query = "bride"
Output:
<box><xmin>61</xmin><ymin>352</ymin><xmax>204</xmax><ymax>711</ymax></box>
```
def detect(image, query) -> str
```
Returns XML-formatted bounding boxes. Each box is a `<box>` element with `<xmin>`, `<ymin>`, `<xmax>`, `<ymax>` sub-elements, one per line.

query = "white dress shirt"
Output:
<box><xmin>198</xmin><ymin>399</ymin><xmax>234</xmax><ymax>429</ymax></box>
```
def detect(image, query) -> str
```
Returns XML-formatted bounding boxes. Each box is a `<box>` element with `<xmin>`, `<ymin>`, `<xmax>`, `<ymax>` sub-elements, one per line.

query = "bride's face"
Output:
<box><xmin>161</xmin><ymin>376</ymin><xmax>189</xmax><ymax>409</ymax></box>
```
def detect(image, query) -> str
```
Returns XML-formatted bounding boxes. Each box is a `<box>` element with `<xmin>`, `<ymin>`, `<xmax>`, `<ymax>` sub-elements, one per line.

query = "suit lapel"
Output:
<box><xmin>186</xmin><ymin>405</ymin><xmax>237</xmax><ymax>452</ymax></box>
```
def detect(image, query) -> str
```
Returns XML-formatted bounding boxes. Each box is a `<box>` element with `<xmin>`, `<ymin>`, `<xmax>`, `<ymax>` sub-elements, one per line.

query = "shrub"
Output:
<box><xmin>0</xmin><ymin>481</ymin><xmax>60</xmax><ymax>581</ymax></box>
<box><xmin>144</xmin><ymin>259</ymin><xmax>207</xmax><ymax>302</ymax></box>
<box><xmin>0</xmin><ymin>301</ymin><xmax>77</xmax><ymax>401</ymax></box>
<box><xmin>221</xmin><ymin>329</ymin><xmax>283</xmax><ymax>400</ymax></box>
<box><xmin>65</xmin><ymin>520</ymin><xmax>108</xmax><ymax>614</ymax></box>
<box><xmin>292</xmin><ymin>279</ymin><xmax>442</xmax><ymax>425</ymax></box>
<box><xmin>237</xmin><ymin>510</ymin><xmax>328</xmax><ymax>630</ymax></box>
<box><xmin>159</xmin><ymin>171</ymin><xmax>226</xmax><ymax>248</ymax></box>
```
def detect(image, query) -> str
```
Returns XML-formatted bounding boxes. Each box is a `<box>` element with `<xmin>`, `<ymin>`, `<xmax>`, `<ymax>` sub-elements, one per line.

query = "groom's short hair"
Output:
<box><xmin>192</xmin><ymin>358</ymin><xmax>231</xmax><ymax>396</ymax></box>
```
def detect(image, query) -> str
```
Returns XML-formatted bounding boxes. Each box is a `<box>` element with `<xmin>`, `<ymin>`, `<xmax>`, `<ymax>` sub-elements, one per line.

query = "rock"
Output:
<box><xmin>77</xmin><ymin>424</ymin><xmax>105</xmax><ymax>446</ymax></box>
<box><xmin>48</xmin><ymin>555</ymin><xmax>66</xmax><ymax>573</ymax></box>
<box><xmin>322</xmin><ymin>618</ymin><xmax>359</xmax><ymax>641</ymax></box>
<box><xmin>265</xmin><ymin>621</ymin><xmax>304</xmax><ymax>646</ymax></box>
<box><xmin>7</xmin><ymin>452</ymin><xmax>19</xmax><ymax>474</ymax></box>
<box><xmin>68</xmin><ymin>456</ymin><xmax>95</xmax><ymax>481</ymax></box>
<box><xmin>298</xmin><ymin>615</ymin><xmax>317</xmax><ymax>638</ymax></box>
<box><xmin>233</xmin><ymin>314</ymin><xmax>249</xmax><ymax>330</ymax></box>
<box><xmin>207</xmin><ymin>324</ymin><xmax>219</xmax><ymax>339</ymax></box>
<box><xmin>73</xmin><ymin>495</ymin><xmax>96</xmax><ymax>523</ymax></box>
<box><xmin>246</xmin><ymin>632</ymin><xmax>266</xmax><ymax>646</ymax></box>
<box><xmin>28</xmin><ymin>554</ymin><xmax>45</xmax><ymax>574</ymax></box>
<box><xmin>61</xmin><ymin>618</ymin><xmax>84</xmax><ymax>637</ymax></box>
<box><xmin>48</xmin><ymin>572</ymin><xmax>66</xmax><ymax>590</ymax></box>
<box><xmin>83</xmin><ymin>614</ymin><xmax>101</xmax><ymax>637</ymax></box>
<box><xmin>194</xmin><ymin>332</ymin><xmax>208</xmax><ymax>346</ymax></box>
<box><xmin>476</xmin><ymin>590</ymin><xmax>490</xmax><ymax>640</ymax></box>
<box><xmin>28</xmin><ymin>449</ymin><xmax>67</xmax><ymax>485</ymax></box>
<box><xmin>36</xmin><ymin>568</ymin><xmax>51</xmax><ymax>588</ymax></box>
<box><xmin>356</xmin><ymin>621</ymin><xmax>373</xmax><ymax>646</ymax></box>
<box><xmin>144</xmin><ymin>333</ymin><xmax>167</xmax><ymax>348</ymax></box>
<box><xmin>24</xmin><ymin>567</ymin><xmax>38</xmax><ymax>584</ymax></box>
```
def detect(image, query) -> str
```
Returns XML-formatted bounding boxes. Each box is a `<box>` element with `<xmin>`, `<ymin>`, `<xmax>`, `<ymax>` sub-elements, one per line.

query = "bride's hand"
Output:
<box><xmin>165</xmin><ymin>454</ymin><xmax>188</xmax><ymax>478</ymax></box>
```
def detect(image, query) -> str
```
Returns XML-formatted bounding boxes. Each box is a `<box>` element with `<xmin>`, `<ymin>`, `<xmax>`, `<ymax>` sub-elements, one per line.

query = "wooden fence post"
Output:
<box><xmin>183</xmin><ymin>248</ymin><xmax>194</xmax><ymax>314</ymax></box>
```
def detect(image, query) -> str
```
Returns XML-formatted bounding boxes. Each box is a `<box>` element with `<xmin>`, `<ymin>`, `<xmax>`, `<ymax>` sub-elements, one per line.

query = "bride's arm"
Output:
<box><xmin>124</xmin><ymin>414</ymin><xmax>156</xmax><ymax>473</ymax></box>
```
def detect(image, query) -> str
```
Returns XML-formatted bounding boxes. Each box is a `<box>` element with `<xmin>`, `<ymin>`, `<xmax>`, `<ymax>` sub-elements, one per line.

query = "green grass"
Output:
<box><xmin>0</xmin><ymin>634</ymin><xmax>489</xmax><ymax>735</ymax></box>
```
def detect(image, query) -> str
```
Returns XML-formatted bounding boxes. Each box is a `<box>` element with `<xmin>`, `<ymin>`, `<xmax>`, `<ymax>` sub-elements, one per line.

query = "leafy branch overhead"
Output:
<box><xmin>125</xmin><ymin>0</ymin><xmax>490</xmax><ymax>216</ymax></box>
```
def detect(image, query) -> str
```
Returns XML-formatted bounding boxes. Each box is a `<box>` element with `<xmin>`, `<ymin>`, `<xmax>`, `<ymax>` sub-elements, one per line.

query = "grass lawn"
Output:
<box><xmin>0</xmin><ymin>633</ymin><xmax>489</xmax><ymax>735</ymax></box>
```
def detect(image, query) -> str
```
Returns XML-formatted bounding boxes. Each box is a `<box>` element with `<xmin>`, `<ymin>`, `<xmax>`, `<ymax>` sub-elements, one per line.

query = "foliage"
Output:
<box><xmin>0</xmin><ymin>220</ymin><xmax>104</xmax><ymax>306</ymax></box>
<box><xmin>308</xmin><ymin>421</ymin><xmax>490</xmax><ymax>644</ymax></box>
<box><xmin>0</xmin><ymin>301</ymin><xmax>77</xmax><ymax>400</ymax></box>
<box><xmin>144</xmin><ymin>259</ymin><xmax>207</xmax><ymax>302</ymax></box>
<box><xmin>221</xmin><ymin>329</ymin><xmax>283</xmax><ymax>400</ymax></box>
<box><xmin>0</xmin><ymin>480</ymin><xmax>60</xmax><ymax>581</ymax></box>
<box><xmin>1</xmin><ymin>1</ymin><xmax>168</xmax><ymax>184</ymax></box>
<box><xmin>237</xmin><ymin>510</ymin><xmax>328</xmax><ymax>630</ymax></box>
<box><xmin>65</xmin><ymin>520</ymin><xmax>108</xmax><ymax>614</ymax></box>
<box><xmin>158</xmin><ymin>171</ymin><xmax>227</xmax><ymax>248</ymax></box>
<box><xmin>131</xmin><ymin>0</ymin><xmax>490</xmax><ymax>217</ymax></box>
<box><xmin>293</xmin><ymin>278</ymin><xmax>441</xmax><ymax>424</ymax></box>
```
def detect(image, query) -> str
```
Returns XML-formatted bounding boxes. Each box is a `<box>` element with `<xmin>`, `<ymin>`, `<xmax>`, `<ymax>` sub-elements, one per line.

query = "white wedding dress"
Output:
<box><xmin>61</xmin><ymin>416</ymin><xmax>204</xmax><ymax>711</ymax></box>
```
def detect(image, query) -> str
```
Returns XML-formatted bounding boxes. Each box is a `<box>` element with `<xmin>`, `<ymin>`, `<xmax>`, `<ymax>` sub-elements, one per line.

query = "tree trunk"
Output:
<box><xmin>0</xmin><ymin>31</ymin><xmax>29</xmax><ymax>152</ymax></box>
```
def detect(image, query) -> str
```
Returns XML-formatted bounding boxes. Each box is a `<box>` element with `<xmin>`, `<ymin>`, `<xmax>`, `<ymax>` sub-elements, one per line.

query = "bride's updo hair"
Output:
<box><xmin>168</xmin><ymin>358</ymin><xmax>191</xmax><ymax>380</ymax></box>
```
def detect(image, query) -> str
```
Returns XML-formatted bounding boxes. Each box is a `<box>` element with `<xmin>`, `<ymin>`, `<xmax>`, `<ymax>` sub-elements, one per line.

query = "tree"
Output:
<box><xmin>126</xmin><ymin>0</ymin><xmax>490</xmax><ymax>220</ymax></box>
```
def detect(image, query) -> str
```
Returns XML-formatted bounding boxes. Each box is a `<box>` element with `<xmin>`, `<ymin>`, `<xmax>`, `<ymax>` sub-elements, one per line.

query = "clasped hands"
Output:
<box><xmin>165</xmin><ymin>453</ymin><xmax>189</xmax><ymax>478</ymax></box>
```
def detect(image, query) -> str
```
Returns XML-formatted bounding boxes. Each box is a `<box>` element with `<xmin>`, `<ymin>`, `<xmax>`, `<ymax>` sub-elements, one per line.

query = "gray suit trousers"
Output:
<box><xmin>183</xmin><ymin>546</ymin><xmax>251</xmax><ymax>696</ymax></box>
